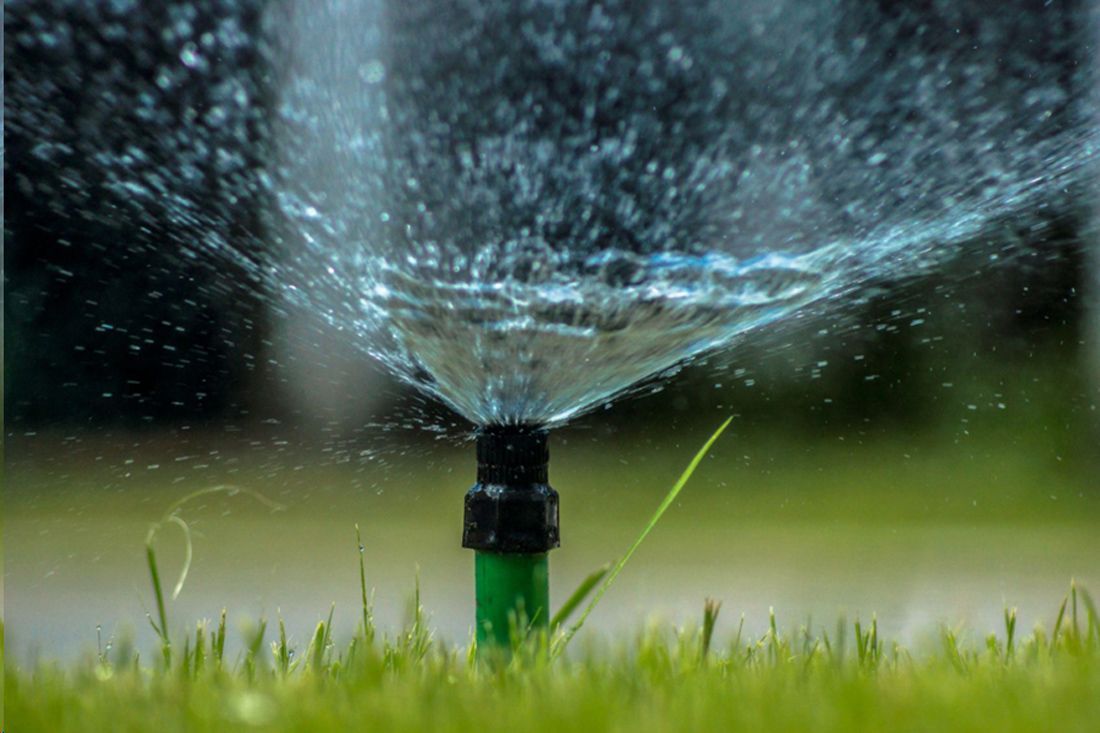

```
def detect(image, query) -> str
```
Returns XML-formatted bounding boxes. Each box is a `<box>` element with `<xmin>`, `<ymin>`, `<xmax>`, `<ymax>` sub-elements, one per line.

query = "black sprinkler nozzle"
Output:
<box><xmin>462</xmin><ymin>425</ymin><xmax>560</xmax><ymax>554</ymax></box>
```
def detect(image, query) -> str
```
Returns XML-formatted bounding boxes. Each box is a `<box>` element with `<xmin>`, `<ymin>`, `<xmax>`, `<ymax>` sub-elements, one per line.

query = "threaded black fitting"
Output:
<box><xmin>476</xmin><ymin>425</ymin><xmax>549</xmax><ymax>484</ymax></box>
<box><xmin>462</xmin><ymin>425</ymin><xmax>560</xmax><ymax>553</ymax></box>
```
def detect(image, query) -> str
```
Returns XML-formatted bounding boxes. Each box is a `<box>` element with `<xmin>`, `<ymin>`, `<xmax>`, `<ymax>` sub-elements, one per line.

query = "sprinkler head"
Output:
<box><xmin>462</xmin><ymin>425</ymin><xmax>560</xmax><ymax>553</ymax></box>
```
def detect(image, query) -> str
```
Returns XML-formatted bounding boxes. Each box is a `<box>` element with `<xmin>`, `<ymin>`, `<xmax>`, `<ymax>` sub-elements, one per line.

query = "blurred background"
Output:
<box><xmin>4</xmin><ymin>0</ymin><xmax>1099</xmax><ymax>661</ymax></box>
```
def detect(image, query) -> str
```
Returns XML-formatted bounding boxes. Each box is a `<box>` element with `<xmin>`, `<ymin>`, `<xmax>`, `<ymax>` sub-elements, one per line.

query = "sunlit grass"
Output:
<box><xmin>5</xmin><ymin>582</ymin><xmax>1099</xmax><ymax>733</ymax></box>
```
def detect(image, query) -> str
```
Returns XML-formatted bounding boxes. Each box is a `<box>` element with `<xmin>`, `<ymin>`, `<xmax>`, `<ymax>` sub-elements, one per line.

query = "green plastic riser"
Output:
<box><xmin>475</xmin><ymin>551</ymin><xmax>549</xmax><ymax>647</ymax></box>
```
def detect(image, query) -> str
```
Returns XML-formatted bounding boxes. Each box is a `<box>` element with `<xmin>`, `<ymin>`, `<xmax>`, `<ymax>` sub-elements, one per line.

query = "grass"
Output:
<box><xmin>5</xmin><ymin>583</ymin><xmax>1099</xmax><ymax>733</ymax></box>
<box><xmin>5</xmin><ymin>419</ymin><xmax>1099</xmax><ymax>732</ymax></box>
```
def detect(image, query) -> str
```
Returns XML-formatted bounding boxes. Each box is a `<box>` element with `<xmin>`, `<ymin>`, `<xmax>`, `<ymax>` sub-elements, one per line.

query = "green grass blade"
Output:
<box><xmin>1052</xmin><ymin>592</ymin><xmax>1068</xmax><ymax>647</ymax></box>
<box><xmin>1077</xmin><ymin>585</ymin><xmax>1100</xmax><ymax>645</ymax></box>
<box><xmin>552</xmin><ymin>416</ymin><xmax>732</xmax><ymax>658</ymax></box>
<box><xmin>356</xmin><ymin>524</ymin><xmax>375</xmax><ymax>645</ymax></box>
<box><xmin>1004</xmin><ymin>606</ymin><xmax>1017</xmax><ymax>659</ymax></box>
<box><xmin>144</xmin><ymin>542</ymin><xmax>171</xmax><ymax>666</ymax></box>
<box><xmin>213</xmin><ymin>608</ymin><xmax>227</xmax><ymax>667</ymax></box>
<box><xmin>550</xmin><ymin>563</ymin><xmax>611</xmax><ymax>632</ymax></box>
<box><xmin>165</xmin><ymin>514</ymin><xmax>193</xmax><ymax>600</ymax></box>
<box><xmin>242</xmin><ymin>618</ymin><xmax>268</xmax><ymax>680</ymax></box>
<box><xmin>701</xmin><ymin>598</ymin><xmax>722</xmax><ymax>660</ymax></box>
<box><xmin>309</xmin><ymin>619</ymin><xmax>327</xmax><ymax>673</ymax></box>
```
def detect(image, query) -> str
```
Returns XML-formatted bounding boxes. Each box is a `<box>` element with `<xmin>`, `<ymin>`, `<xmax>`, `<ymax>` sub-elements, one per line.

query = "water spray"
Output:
<box><xmin>463</xmin><ymin>425</ymin><xmax>559</xmax><ymax>646</ymax></box>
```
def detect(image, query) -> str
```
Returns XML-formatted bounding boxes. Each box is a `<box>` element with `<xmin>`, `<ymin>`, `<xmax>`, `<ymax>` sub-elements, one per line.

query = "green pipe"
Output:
<box><xmin>474</xmin><ymin>551</ymin><xmax>550</xmax><ymax>646</ymax></box>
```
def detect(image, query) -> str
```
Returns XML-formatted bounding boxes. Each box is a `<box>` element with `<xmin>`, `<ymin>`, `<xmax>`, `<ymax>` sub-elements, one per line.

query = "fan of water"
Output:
<box><xmin>7</xmin><ymin>0</ymin><xmax>1098</xmax><ymax>426</ymax></box>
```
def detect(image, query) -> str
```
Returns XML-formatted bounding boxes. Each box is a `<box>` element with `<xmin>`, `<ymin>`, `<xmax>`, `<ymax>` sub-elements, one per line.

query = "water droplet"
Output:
<box><xmin>362</xmin><ymin>60</ymin><xmax>385</xmax><ymax>84</ymax></box>
<box><xmin>179</xmin><ymin>42</ymin><xmax>201</xmax><ymax>68</ymax></box>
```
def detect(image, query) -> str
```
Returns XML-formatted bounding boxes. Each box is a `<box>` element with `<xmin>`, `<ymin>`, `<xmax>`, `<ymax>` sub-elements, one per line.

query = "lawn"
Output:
<box><xmin>5</xmin><ymin>582</ymin><xmax>1099</xmax><ymax>733</ymax></box>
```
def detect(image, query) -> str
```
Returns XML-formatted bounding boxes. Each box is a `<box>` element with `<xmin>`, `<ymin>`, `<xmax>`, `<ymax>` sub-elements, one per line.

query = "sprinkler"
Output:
<box><xmin>463</xmin><ymin>425</ymin><xmax>559</xmax><ymax>646</ymax></box>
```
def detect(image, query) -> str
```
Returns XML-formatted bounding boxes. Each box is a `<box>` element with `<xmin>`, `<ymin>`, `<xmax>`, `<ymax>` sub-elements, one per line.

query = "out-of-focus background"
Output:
<box><xmin>4</xmin><ymin>0</ymin><xmax>1099</xmax><ymax>661</ymax></box>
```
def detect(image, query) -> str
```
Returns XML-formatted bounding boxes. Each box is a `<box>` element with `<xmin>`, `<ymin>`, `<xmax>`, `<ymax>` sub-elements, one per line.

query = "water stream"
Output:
<box><xmin>8</xmin><ymin>0</ymin><xmax>1098</xmax><ymax>425</ymax></box>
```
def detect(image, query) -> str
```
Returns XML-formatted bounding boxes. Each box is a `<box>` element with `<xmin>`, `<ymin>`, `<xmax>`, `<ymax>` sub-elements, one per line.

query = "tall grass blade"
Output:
<box><xmin>701</xmin><ymin>598</ymin><xmax>722</xmax><ymax>660</ymax></box>
<box><xmin>552</xmin><ymin>417</ymin><xmax>732</xmax><ymax>658</ymax></box>
<box><xmin>274</xmin><ymin>616</ymin><xmax>292</xmax><ymax>676</ymax></box>
<box><xmin>356</xmin><ymin>524</ymin><xmax>376</xmax><ymax>645</ymax></box>
<box><xmin>550</xmin><ymin>563</ymin><xmax>610</xmax><ymax>631</ymax></box>
<box><xmin>243</xmin><ymin>618</ymin><xmax>267</xmax><ymax>681</ymax></box>
<box><xmin>143</xmin><ymin>484</ymin><xmax>284</xmax><ymax>666</ymax></box>
<box><xmin>1077</xmin><ymin>585</ymin><xmax>1100</xmax><ymax>645</ymax></box>
<box><xmin>1052</xmin><ymin>592</ymin><xmax>1068</xmax><ymax>649</ymax></box>
<box><xmin>213</xmin><ymin>609</ymin><xmax>227</xmax><ymax>667</ymax></box>
<box><xmin>1004</xmin><ymin>606</ymin><xmax>1017</xmax><ymax>659</ymax></box>
<box><xmin>145</xmin><ymin>542</ymin><xmax>171</xmax><ymax>666</ymax></box>
<box><xmin>309</xmin><ymin>619</ymin><xmax>327</xmax><ymax>673</ymax></box>
<box><xmin>145</xmin><ymin>485</ymin><xmax>283</xmax><ymax>602</ymax></box>
<box><xmin>193</xmin><ymin>621</ymin><xmax>206</xmax><ymax>676</ymax></box>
